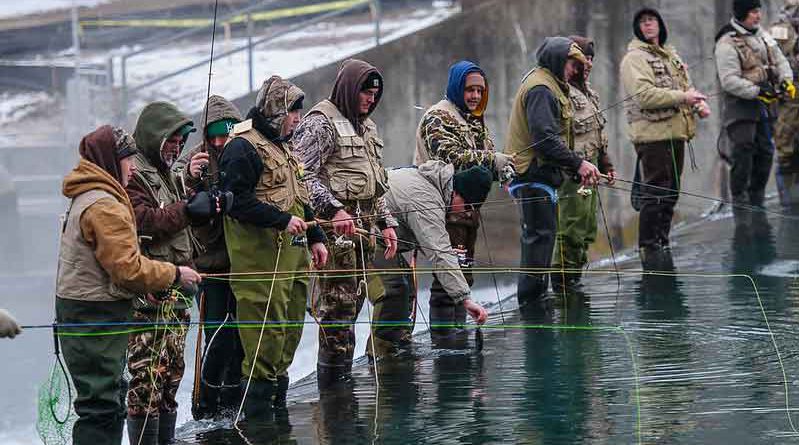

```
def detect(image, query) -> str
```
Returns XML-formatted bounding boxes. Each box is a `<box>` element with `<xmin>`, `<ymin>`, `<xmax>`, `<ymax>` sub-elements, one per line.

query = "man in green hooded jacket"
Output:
<box><xmin>125</xmin><ymin>101</ymin><xmax>227</xmax><ymax>443</ymax></box>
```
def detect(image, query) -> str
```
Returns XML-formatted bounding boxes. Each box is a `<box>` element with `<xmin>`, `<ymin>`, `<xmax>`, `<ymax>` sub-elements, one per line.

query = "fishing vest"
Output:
<box><xmin>570</xmin><ymin>84</ymin><xmax>607</xmax><ymax>160</ymax></box>
<box><xmin>625</xmin><ymin>46</ymin><xmax>691</xmax><ymax>124</ymax></box>
<box><xmin>414</xmin><ymin>99</ymin><xmax>480</xmax><ymax>165</ymax></box>
<box><xmin>306</xmin><ymin>99</ymin><xmax>389</xmax><ymax>204</ymax></box>
<box><xmin>131</xmin><ymin>153</ymin><xmax>193</xmax><ymax>266</ymax></box>
<box><xmin>770</xmin><ymin>20</ymin><xmax>799</xmax><ymax>78</ymax></box>
<box><xmin>505</xmin><ymin>67</ymin><xmax>573</xmax><ymax>176</ymax></box>
<box><xmin>56</xmin><ymin>190</ymin><xmax>136</xmax><ymax>302</ymax></box>
<box><xmin>230</xmin><ymin>119</ymin><xmax>309</xmax><ymax>213</ymax></box>
<box><xmin>718</xmin><ymin>32</ymin><xmax>780</xmax><ymax>85</ymax></box>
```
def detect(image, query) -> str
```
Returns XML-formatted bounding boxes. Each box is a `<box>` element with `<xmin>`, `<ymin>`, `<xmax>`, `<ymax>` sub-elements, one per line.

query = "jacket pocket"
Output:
<box><xmin>329</xmin><ymin>169</ymin><xmax>371</xmax><ymax>201</ymax></box>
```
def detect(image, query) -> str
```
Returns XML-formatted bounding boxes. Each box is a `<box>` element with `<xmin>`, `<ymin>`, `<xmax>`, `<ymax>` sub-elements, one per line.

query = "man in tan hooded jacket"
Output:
<box><xmin>56</xmin><ymin>125</ymin><xmax>200</xmax><ymax>445</ymax></box>
<box><xmin>621</xmin><ymin>7</ymin><xmax>710</xmax><ymax>269</ymax></box>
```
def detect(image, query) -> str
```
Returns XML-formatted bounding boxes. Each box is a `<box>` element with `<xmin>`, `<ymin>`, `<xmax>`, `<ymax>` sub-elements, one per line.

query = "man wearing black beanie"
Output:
<box><xmin>368</xmin><ymin>160</ymin><xmax>489</xmax><ymax>356</ymax></box>
<box><xmin>715</xmin><ymin>0</ymin><xmax>794</xmax><ymax>220</ymax></box>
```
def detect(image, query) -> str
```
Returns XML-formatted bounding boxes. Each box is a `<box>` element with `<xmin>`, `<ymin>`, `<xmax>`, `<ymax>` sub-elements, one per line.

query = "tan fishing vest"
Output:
<box><xmin>719</xmin><ymin>32</ymin><xmax>780</xmax><ymax>85</ymax></box>
<box><xmin>505</xmin><ymin>67</ymin><xmax>573</xmax><ymax>176</ymax></box>
<box><xmin>306</xmin><ymin>99</ymin><xmax>389</xmax><ymax>203</ymax></box>
<box><xmin>771</xmin><ymin>20</ymin><xmax>799</xmax><ymax>77</ymax></box>
<box><xmin>414</xmin><ymin>99</ymin><xmax>479</xmax><ymax>165</ymax></box>
<box><xmin>56</xmin><ymin>190</ymin><xmax>136</xmax><ymax>302</ymax></box>
<box><xmin>132</xmin><ymin>154</ymin><xmax>193</xmax><ymax>266</ymax></box>
<box><xmin>626</xmin><ymin>47</ymin><xmax>691</xmax><ymax>123</ymax></box>
<box><xmin>570</xmin><ymin>85</ymin><xmax>607</xmax><ymax>160</ymax></box>
<box><xmin>230</xmin><ymin>119</ymin><xmax>309</xmax><ymax>213</ymax></box>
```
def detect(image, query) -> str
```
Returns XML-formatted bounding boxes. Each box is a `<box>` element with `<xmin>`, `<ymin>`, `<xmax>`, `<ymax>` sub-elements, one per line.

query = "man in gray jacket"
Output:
<box><xmin>369</xmin><ymin>160</ymin><xmax>489</xmax><ymax>354</ymax></box>
<box><xmin>715</xmin><ymin>0</ymin><xmax>794</xmax><ymax>218</ymax></box>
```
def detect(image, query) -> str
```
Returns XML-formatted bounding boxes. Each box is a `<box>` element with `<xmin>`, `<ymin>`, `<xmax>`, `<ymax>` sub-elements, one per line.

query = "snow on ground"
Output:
<box><xmin>0</xmin><ymin>0</ymin><xmax>110</xmax><ymax>19</ymax></box>
<box><xmin>116</xmin><ymin>6</ymin><xmax>458</xmax><ymax>115</ymax></box>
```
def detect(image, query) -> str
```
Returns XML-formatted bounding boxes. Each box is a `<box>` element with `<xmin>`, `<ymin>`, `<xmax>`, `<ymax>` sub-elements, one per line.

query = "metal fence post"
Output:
<box><xmin>371</xmin><ymin>0</ymin><xmax>381</xmax><ymax>46</ymax></box>
<box><xmin>247</xmin><ymin>12</ymin><xmax>254</xmax><ymax>93</ymax></box>
<box><xmin>120</xmin><ymin>56</ymin><xmax>128</xmax><ymax>122</ymax></box>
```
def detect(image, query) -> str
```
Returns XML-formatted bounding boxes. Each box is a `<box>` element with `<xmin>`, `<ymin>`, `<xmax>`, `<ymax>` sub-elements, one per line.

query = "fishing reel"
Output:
<box><xmin>499</xmin><ymin>164</ymin><xmax>517</xmax><ymax>185</ymax></box>
<box><xmin>290</xmin><ymin>234</ymin><xmax>308</xmax><ymax>247</ymax></box>
<box><xmin>455</xmin><ymin>245</ymin><xmax>473</xmax><ymax>268</ymax></box>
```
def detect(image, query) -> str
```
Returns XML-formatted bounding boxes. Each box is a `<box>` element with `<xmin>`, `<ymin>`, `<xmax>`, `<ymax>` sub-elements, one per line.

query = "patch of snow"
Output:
<box><xmin>0</xmin><ymin>91</ymin><xmax>54</xmax><ymax>127</ymax></box>
<box><xmin>0</xmin><ymin>0</ymin><xmax>110</xmax><ymax>20</ymax></box>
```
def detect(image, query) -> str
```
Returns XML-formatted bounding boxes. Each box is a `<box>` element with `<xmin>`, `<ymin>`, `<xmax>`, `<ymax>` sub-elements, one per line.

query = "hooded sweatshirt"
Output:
<box><xmin>384</xmin><ymin>160</ymin><xmax>470</xmax><ymax>303</ymax></box>
<box><xmin>505</xmin><ymin>36</ymin><xmax>583</xmax><ymax>182</ymax></box>
<box><xmin>330</xmin><ymin>59</ymin><xmax>383</xmax><ymax>132</ymax></box>
<box><xmin>128</xmin><ymin>102</ymin><xmax>194</xmax><ymax>244</ymax></box>
<box><xmin>57</xmin><ymin>127</ymin><xmax>176</xmax><ymax>302</ymax></box>
<box><xmin>415</xmin><ymin>60</ymin><xmax>496</xmax><ymax>172</ymax></box>
<box><xmin>293</xmin><ymin>59</ymin><xmax>398</xmax><ymax>228</ymax></box>
<box><xmin>172</xmin><ymin>95</ymin><xmax>243</xmax><ymax>273</ymax></box>
<box><xmin>219</xmin><ymin>76</ymin><xmax>324</xmax><ymax>244</ymax></box>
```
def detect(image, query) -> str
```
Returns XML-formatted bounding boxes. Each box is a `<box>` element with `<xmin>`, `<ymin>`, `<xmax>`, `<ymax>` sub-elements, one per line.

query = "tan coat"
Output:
<box><xmin>57</xmin><ymin>159</ymin><xmax>176</xmax><ymax>301</ymax></box>
<box><xmin>620</xmin><ymin>39</ymin><xmax>697</xmax><ymax>144</ymax></box>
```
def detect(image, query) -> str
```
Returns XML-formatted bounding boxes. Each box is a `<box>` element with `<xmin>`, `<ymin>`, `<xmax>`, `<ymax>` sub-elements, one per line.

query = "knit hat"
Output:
<box><xmin>734</xmin><ymin>0</ymin><xmax>762</xmax><ymax>21</ymax></box>
<box><xmin>206</xmin><ymin>119</ymin><xmax>237</xmax><ymax>138</ymax></box>
<box><xmin>452</xmin><ymin>166</ymin><xmax>493</xmax><ymax>207</ymax></box>
<box><xmin>361</xmin><ymin>71</ymin><xmax>382</xmax><ymax>91</ymax></box>
<box><xmin>111</xmin><ymin>126</ymin><xmax>138</xmax><ymax>159</ymax></box>
<box><xmin>633</xmin><ymin>7</ymin><xmax>668</xmax><ymax>45</ymax></box>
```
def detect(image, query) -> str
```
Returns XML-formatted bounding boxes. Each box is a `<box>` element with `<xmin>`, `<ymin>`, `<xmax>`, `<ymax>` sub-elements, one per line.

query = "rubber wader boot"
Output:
<box><xmin>316</xmin><ymin>363</ymin><xmax>351</xmax><ymax>391</ymax></box>
<box><xmin>242</xmin><ymin>379</ymin><xmax>276</xmax><ymax>420</ymax></box>
<box><xmin>218</xmin><ymin>384</ymin><xmax>244</xmax><ymax>418</ymax></box>
<box><xmin>274</xmin><ymin>375</ymin><xmax>289</xmax><ymax>408</ymax></box>
<box><xmin>126</xmin><ymin>415</ymin><xmax>159</xmax><ymax>445</ymax></box>
<box><xmin>155</xmin><ymin>412</ymin><xmax>176</xmax><ymax>444</ymax></box>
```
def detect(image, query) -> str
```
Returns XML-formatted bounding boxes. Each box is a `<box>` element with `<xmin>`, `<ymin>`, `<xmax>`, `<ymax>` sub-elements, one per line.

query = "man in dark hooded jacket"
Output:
<box><xmin>126</xmin><ymin>101</ymin><xmax>225</xmax><ymax>443</ymax></box>
<box><xmin>505</xmin><ymin>37</ymin><xmax>600</xmax><ymax>311</ymax></box>
<box><xmin>172</xmin><ymin>95</ymin><xmax>245</xmax><ymax>420</ymax></box>
<box><xmin>220</xmin><ymin>75</ymin><xmax>327</xmax><ymax>418</ymax></box>
<box><xmin>292</xmin><ymin>59</ymin><xmax>398</xmax><ymax>384</ymax></box>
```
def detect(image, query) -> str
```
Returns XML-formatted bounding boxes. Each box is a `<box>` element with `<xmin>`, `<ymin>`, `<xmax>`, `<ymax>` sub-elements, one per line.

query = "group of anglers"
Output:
<box><xmin>2</xmin><ymin>0</ymin><xmax>799</xmax><ymax>443</ymax></box>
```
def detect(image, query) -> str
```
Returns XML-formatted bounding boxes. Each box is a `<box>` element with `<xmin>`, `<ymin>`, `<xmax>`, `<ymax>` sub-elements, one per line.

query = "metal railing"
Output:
<box><xmin>117</xmin><ymin>0</ymin><xmax>381</xmax><ymax>119</ymax></box>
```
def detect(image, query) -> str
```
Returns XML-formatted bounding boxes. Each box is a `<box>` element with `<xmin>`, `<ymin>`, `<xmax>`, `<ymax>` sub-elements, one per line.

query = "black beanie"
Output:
<box><xmin>633</xmin><ymin>7</ymin><xmax>668</xmax><ymax>45</ymax></box>
<box><xmin>452</xmin><ymin>166</ymin><xmax>493</xmax><ymax>207</ymax></box>
<box><xmin>362</xmin><ymin>71</ymin><xmax>382</xmax><ymax>91</ymax></box>
<box><xmin>734</xmin><ymin>0</ymin><xmax>762</xmax><ymax>21</ymax></box>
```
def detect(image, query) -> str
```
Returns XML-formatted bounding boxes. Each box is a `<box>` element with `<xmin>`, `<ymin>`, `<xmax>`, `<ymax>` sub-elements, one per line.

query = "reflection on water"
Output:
<box><xmin>8</xmin><ymin>205</ymin><xmax>799</xmax><ymax>444</ymax></box>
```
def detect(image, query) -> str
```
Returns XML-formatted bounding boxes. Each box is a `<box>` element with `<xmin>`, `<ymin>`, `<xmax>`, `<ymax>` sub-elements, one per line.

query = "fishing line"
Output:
<box><xmin>596</xmin><ymin>185</ymin><xmax>623</xmax><ymax>324</ymax></box>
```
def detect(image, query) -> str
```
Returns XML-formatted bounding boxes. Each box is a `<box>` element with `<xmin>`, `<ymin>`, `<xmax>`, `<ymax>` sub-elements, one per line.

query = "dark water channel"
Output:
<box><xmin>167</xmin><ymin>204</ymin><xmax>799</xmax><ymax>444</ymax></box>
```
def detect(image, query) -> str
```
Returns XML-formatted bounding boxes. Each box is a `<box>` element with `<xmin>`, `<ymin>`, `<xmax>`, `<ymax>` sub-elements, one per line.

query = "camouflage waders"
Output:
<box><xmin>126</xmin><ymin>306</ymin><xmax>190</xmax><ymax>417</ymax></box>
<box><xmin>313</xmin><ymin>203</ymin><xmax>380</xmax><ymax>374</ymax></box>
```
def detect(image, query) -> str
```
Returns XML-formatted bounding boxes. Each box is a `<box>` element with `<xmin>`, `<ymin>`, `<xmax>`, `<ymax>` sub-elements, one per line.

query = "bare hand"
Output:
<box><xmin>189</xmin><ymin>152</ymin><xmax>210</xmax><ymax>179</ymax></box>
<box><xmin>696</xmin><ymin>100</ymin><xmax>711</xmax><ymax>119</ymax></box>
<box><xmin>311</xmin><ymin>242</ymin><xmax>329</xmax><ymax>268</ymax></box>
<box><xmin>382</xmin><ymin>227</ymin><xmax>398</xmax><ymax>259</ymax></box>
<box><xmin>178</xmin><ymin>266</ymin><xmax>202</xmax><ymax>287</ymax></box>
<box><xmin>604</xmin><ymin>170</ymin><xmax>617</xmax><ymax>185</ymax></box>
<box><xmin>332</xmin><ymin>209</ymin><xmax>356</xmax><ymax>236</ymax></box>
<box><xmin>684</xmin><ymin>89</ymin><xmax>707</xmax><ymax>106</ymax></box>
<box><xmin>577</xmin><ymin>160</ymin><xmax>600</xmax><ymax>187</ymax></box>
<box><xmin>286</xmin><ymin>216</ymin><xmax>308</xmax><ymax>235</ymax></box>
<box><xmin>463</xmin><ymin>299</ymin><xmax>487</xmax><ymax>325</ymax></box>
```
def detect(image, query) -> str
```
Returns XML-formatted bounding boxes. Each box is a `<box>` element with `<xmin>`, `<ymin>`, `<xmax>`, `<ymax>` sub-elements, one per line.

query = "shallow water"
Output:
<box><xmin>174</xmin><ymin>206</ymin><xmax>799</xmax><ymax>444</ymax></box>
<box><xmin>4</xmin><ymin>204</ymin><xmax>799</xmax><ymax>444</ymax></box>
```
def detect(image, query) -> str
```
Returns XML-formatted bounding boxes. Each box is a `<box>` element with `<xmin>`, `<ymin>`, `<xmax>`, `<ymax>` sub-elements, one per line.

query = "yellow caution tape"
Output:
<box><xmin>80</xmin><ymin>0</ymin><xmax>368</xmax><ymax>28</ymax></box>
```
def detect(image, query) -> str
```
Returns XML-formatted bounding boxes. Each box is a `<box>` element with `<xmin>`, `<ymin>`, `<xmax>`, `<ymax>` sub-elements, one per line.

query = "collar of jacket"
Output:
<box><xmin>731</xmin><ymin>18</ymin><xmax>759</xmax><ymax>35</ymax></box>
<box><xmin>246</xmin><ymin>106</ymin><xmax>286</xmax><ymax>142</ymax></box>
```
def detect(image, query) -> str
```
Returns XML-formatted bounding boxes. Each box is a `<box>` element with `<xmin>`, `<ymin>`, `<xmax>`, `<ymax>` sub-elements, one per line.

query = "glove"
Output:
<box><xmin>757</xmin><ymin>82</ymin><xmax>778</xmax><ymax>104</ymax></box>
<box><xmin>0</xmin><ymin>309</ymin><xmax>21</xmax><ymax>339</ymax></box>
<box><xmin>185</xmin><ymin>190</ymin><xmax>233</xmax><ymax>224</ymax></box>
<box><xmin>783</xmin><ymin>80</ymin><xmax>797</xmax><ymax>100</ymax></box>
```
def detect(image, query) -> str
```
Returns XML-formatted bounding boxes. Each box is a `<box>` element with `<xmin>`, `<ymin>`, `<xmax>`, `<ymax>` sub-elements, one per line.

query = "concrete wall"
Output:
<box><xmin>217</xmin><ymin>0</ymin><xmax>784</xmax><ymax>260</ymax></box>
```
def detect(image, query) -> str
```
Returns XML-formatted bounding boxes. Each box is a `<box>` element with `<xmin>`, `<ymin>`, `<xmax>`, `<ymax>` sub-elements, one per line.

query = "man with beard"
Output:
<box><xmin>505</xmin><ymin>37</ymin><xmax>600</xmax><ymax>311</ymax></box>
<box><xmin>292</xmin><ymin>59</ymin><xmax>398</xmax><ymax>385</ymax></box>
<box><xmin>126</xmin><ymin>102</ymin><xmax>226</xmax><ymax>443</ymax></box>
